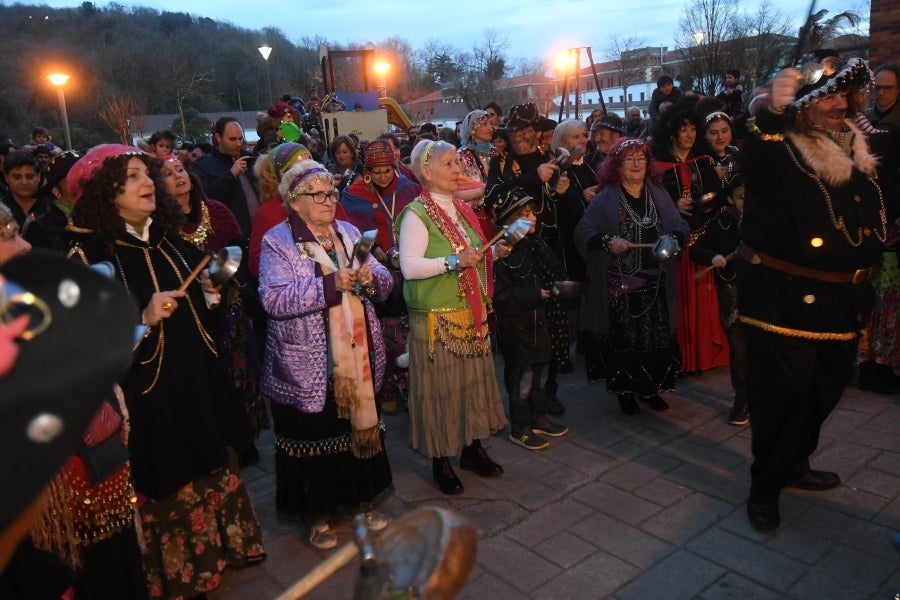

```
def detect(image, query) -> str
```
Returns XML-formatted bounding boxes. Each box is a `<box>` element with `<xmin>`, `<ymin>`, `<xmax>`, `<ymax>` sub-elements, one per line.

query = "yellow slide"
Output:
<box><xmin>379</xmin><ymin>97</ymin><xmax>412</xmax><ymax>131</ymax></box>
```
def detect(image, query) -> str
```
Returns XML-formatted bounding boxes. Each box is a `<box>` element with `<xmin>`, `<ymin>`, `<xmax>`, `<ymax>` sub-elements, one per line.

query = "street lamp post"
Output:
<box><xmin>258</xmin><ymin>45</ymin><xmax>273</xmax><ymax>105</ymax></box>
<box><xmin>374</xmin><ymin>62</ymin><xmax>390</xmax><ymax>98</ymax></box>
<box><xmin>46</xmin><ymin>73</ymin><xmax>72</xmax><ymax>151</ymax></box>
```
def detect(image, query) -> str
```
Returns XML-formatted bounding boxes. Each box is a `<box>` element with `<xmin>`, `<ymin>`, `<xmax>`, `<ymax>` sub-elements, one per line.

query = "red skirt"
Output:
<box><xmin>675</xmin><ymin>252</ymin><xmax>730</xmax><ymax>372</ymax></box>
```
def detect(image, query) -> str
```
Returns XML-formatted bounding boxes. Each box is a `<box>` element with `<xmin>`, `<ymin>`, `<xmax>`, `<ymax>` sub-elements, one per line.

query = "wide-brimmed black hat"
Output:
<box><xmin>792</xmin><ymin>52</ymin><xmax>872</xmax><ymax>108</ymax></box>
<box><xmin>0</xmin><ymin>251</ymin><xmax>137</xmax><ymax>532</ymax></box>
<box><xmin>507</xmin><ymin>103</ymin><xmax>540</xmax><ymax>132</ymax></box>
<box><xmin>37</xmin><ymin>150</ymin><xmax>81</xmax><ymax>197</ymax></box>
<box><xmin>591</xmin><ymin>114</ymin><xmax>625</xmax><ymax>134</ymax></box>
<box><xmin>535</xmin><ymin>117</ymin><xmax>557</xmax><ymax>133</ymax></box>
<box><xmin>493</xmin><ymin>187</ymin><xmax>534</xmax><ymax>226</ymax></box>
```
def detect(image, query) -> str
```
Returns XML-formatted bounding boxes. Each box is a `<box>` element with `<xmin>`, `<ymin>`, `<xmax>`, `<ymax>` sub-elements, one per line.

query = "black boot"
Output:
<box><xmin>617</xmin><ymin>392</ymin><xmax>640</xmax><ymax>415</ymax></box>
<box><xmin>459</xmin><ymin>439</ymin><xmax>503</xmax><ymax>477</ymax></box>
<box><xmin>859</xmin><ymin>361</ymin><xmax>900</xmax><ymax>394</ymax></box>
<box><xmin>432</xmin><ymin>457</ymin><xmax>464</xmax><ymax>495</ymax></box>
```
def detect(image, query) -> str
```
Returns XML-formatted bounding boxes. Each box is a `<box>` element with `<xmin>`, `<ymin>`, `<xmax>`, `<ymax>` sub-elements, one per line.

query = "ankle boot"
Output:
<box><xmin>432</xmin><ymin>457</ymin><xmax>464</xmax><ymax>495</ymax></box>
<box><xmin>459</xmin><ymin>440</ymin><xmax>504</xmax><ymax>477</ymax></box>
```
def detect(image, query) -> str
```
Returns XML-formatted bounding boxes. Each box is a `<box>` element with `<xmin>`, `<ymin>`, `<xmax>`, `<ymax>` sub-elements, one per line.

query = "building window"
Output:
<box><xmin>640</xmin><ymin>92</ymin><xmax>645</xmax><ymax>101</ymax></box>
<box><xmin>627</xmin><ymin>93</ymin><xmax>632</xmax><ymax>102</ymax></box>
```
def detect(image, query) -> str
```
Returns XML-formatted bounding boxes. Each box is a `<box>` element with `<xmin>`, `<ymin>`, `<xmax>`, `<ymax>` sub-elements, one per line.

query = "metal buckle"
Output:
<box><xmin>851</xmin><ymin>268</ymin><xmax>872</xmax><ymax>284</ymax></box>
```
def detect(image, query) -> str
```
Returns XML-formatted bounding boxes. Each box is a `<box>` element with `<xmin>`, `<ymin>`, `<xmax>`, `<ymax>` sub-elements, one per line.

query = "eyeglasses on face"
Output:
<box><xmin>623</xmin><ymin>155</ymin><xmax>648</xmax><ymax>165</ymax></box>
<box><xmin>301</xmin><ymin>190</ymin><xmax>339</xmax><ymax>204</ymax></box>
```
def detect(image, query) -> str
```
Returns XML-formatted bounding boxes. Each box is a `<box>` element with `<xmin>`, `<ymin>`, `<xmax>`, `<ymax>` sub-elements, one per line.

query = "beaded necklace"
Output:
<box><xmin>619</xmin><ymin>184</ymin><xmax>658</xmax><ymax>228</ymax></box>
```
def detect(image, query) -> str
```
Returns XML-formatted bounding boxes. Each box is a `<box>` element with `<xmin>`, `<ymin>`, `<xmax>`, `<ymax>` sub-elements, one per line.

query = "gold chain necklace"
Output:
<box><xmin>181</xmin><ymin>201</ymin><xmax>213</xmax><ymax>249</ymax></box>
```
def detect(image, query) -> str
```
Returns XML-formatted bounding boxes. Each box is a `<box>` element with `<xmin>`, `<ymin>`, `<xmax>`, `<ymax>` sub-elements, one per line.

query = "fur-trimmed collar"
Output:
<box><xmin>786</xmin><ymin>120</ymin><xmax>879</xmax><ymax>186</ymax></box>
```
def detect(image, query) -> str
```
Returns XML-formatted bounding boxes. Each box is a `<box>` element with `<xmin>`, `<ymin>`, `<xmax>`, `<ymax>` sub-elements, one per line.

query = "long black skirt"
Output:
<box><xmin>271</xmin><ymin>394</ymin><xmax>392</xmax><ymax>522</ymax></box>
<box><xmin>599</xmin><ymin>281</ymin><xmax>681</xmax><ymax>396</ymax></box>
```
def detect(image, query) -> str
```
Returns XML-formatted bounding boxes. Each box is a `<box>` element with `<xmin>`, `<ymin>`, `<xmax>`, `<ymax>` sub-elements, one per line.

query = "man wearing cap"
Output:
<box><xmin>586</xmin><ymin>114</ymin><xmax>625</xmax><ymax>172</ymax></box>
<box><xmin>739</xmin><ymin>56</ymin><xmax>884</xmax><ymax>531</ymax></box>
<box><xmin>487</xmin><ymin>103</ymin><xmax>572</xmax><ymax>413</ymax></box>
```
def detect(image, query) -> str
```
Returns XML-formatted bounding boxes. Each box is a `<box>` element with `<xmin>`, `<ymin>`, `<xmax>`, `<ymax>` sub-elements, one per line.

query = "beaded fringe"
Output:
<box><xmin>28</xmin><ymin>473</ymin><xmax>81</xmax><ymax>569</ymax></box>
<box><xmin>428</xmin><ymin>309</ymin><xmax>491</xmax><ymax>359</ymax></box>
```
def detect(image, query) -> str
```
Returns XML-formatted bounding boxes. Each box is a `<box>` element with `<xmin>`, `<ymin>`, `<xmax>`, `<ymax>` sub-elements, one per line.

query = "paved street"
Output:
<box><xmin>211</xmin><ymin>364</ymin><xmax>900</xmax><ymax>599</ymax></box>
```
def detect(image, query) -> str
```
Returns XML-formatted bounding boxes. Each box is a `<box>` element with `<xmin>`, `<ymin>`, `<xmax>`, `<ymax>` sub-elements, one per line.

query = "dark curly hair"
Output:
<box><xmin>71</xmin><ymin>153</ymin><xmax>184</xmax><ymax>253</ymax></box>
<box><xmin>650</xmin><ymin>100</ymin><xmax>704</xmax><ymax>158</ymax></box>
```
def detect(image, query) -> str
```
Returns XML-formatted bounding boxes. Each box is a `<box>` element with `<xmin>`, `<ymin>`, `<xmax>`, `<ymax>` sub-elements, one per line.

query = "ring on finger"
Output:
<box><xmin>163</xmin><ymin>301</ymin><xmax>174</xmax><ymax>311</ymax></box>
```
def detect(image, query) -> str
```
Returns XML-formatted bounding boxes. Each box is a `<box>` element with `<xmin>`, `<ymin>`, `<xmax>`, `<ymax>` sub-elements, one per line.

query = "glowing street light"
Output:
<box><xmin>374</xmin><ymin>62</ymin><xmax>390</xmax><ymax>98</ymax></box>
<box><xmin>258</xmin><ymin>44</ymin><xmax>273</xmax><ymax>104</ymax></box>
<box><xmin>555</xmin><ymin>49</ymin><xmax>575</xmax><ymax>75</ymax></box>
<box><xmin>46</xmin><ymin>73</ymin><xmax>72</xmax><ymax>151</ymax></box>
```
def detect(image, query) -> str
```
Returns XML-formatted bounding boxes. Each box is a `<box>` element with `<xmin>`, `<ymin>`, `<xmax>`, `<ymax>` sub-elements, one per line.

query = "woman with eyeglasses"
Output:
<box><xmin>341</xmin><ymin>141</ymin><xmax>419</xmax><ymax>414</ymax></box>
<box><xmin>575</xmin><ymin>137</ymin><xmax>689</xmax><ymax>415</ymax></box>
<box><xmin>258</xmin><ymin>159</ymin><xmax>394</xmax><ymax>550</ymax></box>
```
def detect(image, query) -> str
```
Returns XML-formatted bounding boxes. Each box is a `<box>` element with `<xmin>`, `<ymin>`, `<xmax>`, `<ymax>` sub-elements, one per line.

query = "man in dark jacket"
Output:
<box><xmin>738</xmin><ymin>56</ymin><xmax>883</xmax><ymax>531</ymax></box>
<box><xmin>193</xmin><ymin>116</ymin><xmax>259</xmax><ymax>242</ymax></box>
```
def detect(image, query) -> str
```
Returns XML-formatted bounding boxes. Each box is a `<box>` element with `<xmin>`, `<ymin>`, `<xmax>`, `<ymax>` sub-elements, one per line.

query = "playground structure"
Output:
<box><xmin>317</xmin><ymin>44</ymin><xmax>412</xmax><ymax>145</ymax></box>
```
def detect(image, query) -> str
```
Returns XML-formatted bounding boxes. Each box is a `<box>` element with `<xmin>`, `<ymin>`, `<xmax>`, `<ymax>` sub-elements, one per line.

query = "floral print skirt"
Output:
<box><xmin>139</xmin><ymin>458</ymin><xmax>265</xmax><ymax>600</ymax></box>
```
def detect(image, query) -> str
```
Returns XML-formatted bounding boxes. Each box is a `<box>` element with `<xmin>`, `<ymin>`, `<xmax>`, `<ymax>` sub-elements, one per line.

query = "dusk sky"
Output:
<box><xmin>29</xmin><ymin>0</ymin><xmax>868</xmax><ymax>64</ymax></box>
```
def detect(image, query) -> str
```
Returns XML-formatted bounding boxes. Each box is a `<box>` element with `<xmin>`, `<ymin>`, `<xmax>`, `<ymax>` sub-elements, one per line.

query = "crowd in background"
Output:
<box><xmin>1</xmin><ymin>53</ymin><xmax>899</xmax><ymax>597</ymax></box>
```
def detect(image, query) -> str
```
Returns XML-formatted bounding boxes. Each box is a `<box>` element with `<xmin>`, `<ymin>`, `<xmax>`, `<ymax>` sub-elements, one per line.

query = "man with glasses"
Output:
<box><xmin>866</xmin><ymin>63</ymin><xmax>900</xmax><ymax>128</ymax></box>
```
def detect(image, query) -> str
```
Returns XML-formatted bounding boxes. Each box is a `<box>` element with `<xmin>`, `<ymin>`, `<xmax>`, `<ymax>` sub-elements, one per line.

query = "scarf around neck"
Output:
<box><xmin>418</xmin><ymin>190</ymin><xmax>494</xmax><ymax>341</ymax></box>
<box><xmin>288</xmin><ymin>212</ymin><xmax>382</xmax><ymax>458</ymax></box>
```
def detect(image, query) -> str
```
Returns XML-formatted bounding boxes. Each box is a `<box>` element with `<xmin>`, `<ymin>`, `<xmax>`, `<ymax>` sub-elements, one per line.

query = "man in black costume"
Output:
<box><xmin>738</xmin><ymin>55</ymin><xmax>883</xmax><ymax>531</ymax></box>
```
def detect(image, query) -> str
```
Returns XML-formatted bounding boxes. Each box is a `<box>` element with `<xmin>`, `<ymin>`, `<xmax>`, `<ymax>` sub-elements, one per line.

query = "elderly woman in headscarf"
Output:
<box><xmin>456</xmin><ymin>109</ymin><xmax>497</xmax><ymax>238</ymax></box>
<box><xmin>396</xmin><ymin>140</ymin><xmax>508</xmax><ymax>496</ymax></box>
<box><xmin>66</xmin><ymin>144</ymin><xmax>265</xmax><ymax>599</ymax></box>
<box><xmin>249</xmin><ymin>143</ymin><xmax>313</xmax><ymax>278</ymax></box>
<box><xmin>341</xmin><ymin>140</ymin><xmax>419</xmax><ymax>413</ymax></box>
<box><xmin>258</xmin><ymin>159</ymin><xmax>394</xmax><ymax>551</ymax></box>
<box><xmin>0</xmin><ymin>203</ymin><xmax>31</xmax><ymax>261</ymax></box>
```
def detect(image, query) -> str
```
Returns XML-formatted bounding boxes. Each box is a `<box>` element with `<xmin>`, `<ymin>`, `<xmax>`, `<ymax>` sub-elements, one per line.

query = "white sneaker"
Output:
<box><xmin>364</xmin><ymin>511</ymin><xmax>389</xmax><ymax>532</ymax></box>
<box><xmin>309</xmin><ymin>523</ymin><xmax>337</xmax><ymax>550</ymax></box>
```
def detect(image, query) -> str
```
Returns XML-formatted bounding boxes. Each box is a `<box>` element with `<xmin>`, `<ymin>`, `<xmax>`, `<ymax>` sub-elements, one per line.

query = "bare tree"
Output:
<box><xmin>677</xmin><ymin>0</ymin><xmax>741</xmax><ymax>96</ymax></box>
<box><xmin>606</xmin><ymin>35</ymin><xmax>651</xmax><ymax>95</ymax></box>
<box><xmin>162</xmin><ymin>57</ymin><xmax>212</xmax><ymax>141</ymax></box>
<box><xmin>470</xmin><ymin>29</ymin><xmax>509</xmax><ymax>106</ymax></box>
<box><xmin>99</xmin><ymin>97</ymin><xmax>144</xmax><ymax>144</ymax></box>
<box><xmin>733</xmin><ymin>0</ymin><xmax>794</xmax><ymax>90</ymax></box>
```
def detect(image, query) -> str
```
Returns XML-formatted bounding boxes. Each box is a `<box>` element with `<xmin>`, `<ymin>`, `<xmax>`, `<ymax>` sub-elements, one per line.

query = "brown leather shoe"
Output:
<box><xmin>784</xmin><ymin>470</ymin><xmax>841</xmax><ymax>491</ymax></box>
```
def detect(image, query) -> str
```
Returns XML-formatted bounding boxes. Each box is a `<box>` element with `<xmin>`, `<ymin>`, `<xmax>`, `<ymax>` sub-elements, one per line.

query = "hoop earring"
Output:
<box><xmin>364</xmin><ymin>174</ymin><xmax>372</xmax><ymax>184</ymax></box>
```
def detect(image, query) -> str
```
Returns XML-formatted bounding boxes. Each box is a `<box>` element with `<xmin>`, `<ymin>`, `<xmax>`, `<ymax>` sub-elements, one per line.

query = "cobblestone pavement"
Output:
<box><xmin>211</xmin><ymin>364</ymin><xmax>900</xmax><ymax>599</ymax></box>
